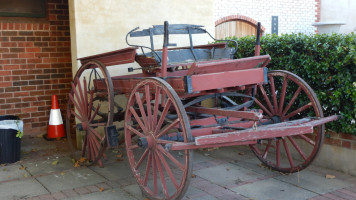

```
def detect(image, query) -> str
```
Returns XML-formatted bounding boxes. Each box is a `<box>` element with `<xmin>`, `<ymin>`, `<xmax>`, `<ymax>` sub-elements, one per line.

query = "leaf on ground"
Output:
<box><xmin>326</xmin><ymin>174</ymin><xmax>336</xmax><ymax>179</ymax></box>
<box><xmin>99</xmin><ymin>187</ymin><xmax>104</xmax><ymax>192</ymax></box>
<box><xmin>191</xmin><ymin>174</ymin><xmax>196</xmax><ymax>178</ymax></box>
<box><xmin>19</xmin><ymin>166</ymin><xmax>26</xmax><ymax>170</ymax></box>
<box><xmin>51</xmin><ymin>160</ymin><xmax>59</xmax><ymax>165</ymax></box>
<box><xmin>23</xmin><ymin>173</ymin><xmax>29</xmax><ymax>178</ymax></box>
<box><xmin>31</xmin><ymin>149</ymin><xmax>37</xmax><ymax>152</ymax></box>
<box><xmin>36</xmin><ymin>133</ymin><xmax>44</xmax><ymax>138</ymax></box>
<box><xmin>74</xmin><ymin>161</ymin><xmax>80</xmax><ymax>168</ymax></box>
<box><xmin>78</xmin><ymin>157</ymin><xmax>87</xmax><ymax>163</ymax></box>
<box><xmin>71</xmin><ymin>159</ymin><xmax>76</xmax><ymax>164</ymax></box>
<box><xmin>60</xmin><ymin>172</ymin><xmax>65</xmax><ymax>176</ymax></box>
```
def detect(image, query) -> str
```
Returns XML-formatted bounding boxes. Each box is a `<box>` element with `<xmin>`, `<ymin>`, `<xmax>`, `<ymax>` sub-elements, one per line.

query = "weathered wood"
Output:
<box><xmin>186</xmin><ymin>106</ymin><xmax>262</xmax><ymax>120</ymax></box>
<box><xmin>195</xmin><ymin>125</ymin><xmax>314</xmax><ymax>146</ymax></box>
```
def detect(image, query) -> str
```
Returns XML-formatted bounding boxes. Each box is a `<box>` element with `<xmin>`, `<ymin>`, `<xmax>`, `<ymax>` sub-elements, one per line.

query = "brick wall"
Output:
<box><xmin>214</xmin><ymin>0</ymin><xmax>319</xmax><ymax>34</ymax></box>
<box><xmin>0</xmin><ymin>0</ymin><xmax>72</xmax><ymax>136</ymax></box>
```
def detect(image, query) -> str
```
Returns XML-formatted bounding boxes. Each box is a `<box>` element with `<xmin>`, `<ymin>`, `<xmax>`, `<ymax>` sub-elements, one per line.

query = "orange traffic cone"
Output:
<box><xmin>45</xmin><ymin>95</ymin><xmax>65</xmax><ymax>140</ymax></box>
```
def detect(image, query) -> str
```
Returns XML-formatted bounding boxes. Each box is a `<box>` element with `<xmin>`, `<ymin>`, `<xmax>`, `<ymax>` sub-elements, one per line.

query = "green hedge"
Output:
<box><xmin>227</xmin><ymin>33</ymin><xmax>356</xmax><ymax>135</ymax></box>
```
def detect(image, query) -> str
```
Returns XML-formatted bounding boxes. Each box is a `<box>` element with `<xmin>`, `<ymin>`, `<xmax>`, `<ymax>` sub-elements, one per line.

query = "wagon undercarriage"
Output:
<box><xmin>66</xmin><ymin>21</ymin><xmax>339</xmax><ymax>200</ymax></box>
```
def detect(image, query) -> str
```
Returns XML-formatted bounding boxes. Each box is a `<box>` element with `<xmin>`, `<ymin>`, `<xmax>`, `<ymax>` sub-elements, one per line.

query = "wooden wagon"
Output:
<box><xmin>66</xmin><ymin>21</ymin><xmax>339</xmax><ymax>200</ymax></box>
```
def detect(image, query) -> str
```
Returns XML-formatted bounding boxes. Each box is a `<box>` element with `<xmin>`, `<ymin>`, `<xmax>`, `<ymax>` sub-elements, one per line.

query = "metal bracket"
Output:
<box><xmin>106</xmin><ymin>125</ymin><xmax>119</xmax><ymax>148</ymax></box>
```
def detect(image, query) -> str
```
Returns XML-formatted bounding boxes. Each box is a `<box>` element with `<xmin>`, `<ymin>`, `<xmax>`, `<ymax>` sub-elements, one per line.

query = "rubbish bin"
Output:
<box><xmin>0</xmin><ymin>115</ymin><xmax>22</xmax><ymax>164</ymax></box>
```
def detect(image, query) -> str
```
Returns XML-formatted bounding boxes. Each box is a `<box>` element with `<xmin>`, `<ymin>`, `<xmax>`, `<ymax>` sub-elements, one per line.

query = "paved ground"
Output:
<box><xmin>0</xmin><ymin>136</ymin><xmax>355</xmax><ymax>200</ymax></box>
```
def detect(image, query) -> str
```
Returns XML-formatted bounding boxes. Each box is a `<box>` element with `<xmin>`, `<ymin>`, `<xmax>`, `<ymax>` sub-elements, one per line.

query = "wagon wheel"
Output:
<box><xmin>66</xmin><ymin>60</ymin><xmax>114</xmax><ymax>167</ymax></box>
<box><xmin>125</xmin><ymin>77</ymin><xmax>193</xmax><ymax>200</ymax></box>
<box><xmin>250</xmin><ymin>70</ymin><xmax>324</xmax><ymax>173</ymax></box>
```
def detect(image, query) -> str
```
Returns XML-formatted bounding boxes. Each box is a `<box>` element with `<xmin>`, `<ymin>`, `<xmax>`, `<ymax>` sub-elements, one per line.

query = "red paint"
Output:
<box><xmin>190</xmin><ymin>67</ymin><xmax>266</xmax><ymax>92</ymax></box>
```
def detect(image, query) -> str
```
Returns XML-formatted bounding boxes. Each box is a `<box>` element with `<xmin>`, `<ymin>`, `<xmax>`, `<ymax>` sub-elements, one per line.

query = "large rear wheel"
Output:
<box><xmin>250</xmin><ymin>70</ymin><xmax>324</xmax><ymax>173</ymax></box>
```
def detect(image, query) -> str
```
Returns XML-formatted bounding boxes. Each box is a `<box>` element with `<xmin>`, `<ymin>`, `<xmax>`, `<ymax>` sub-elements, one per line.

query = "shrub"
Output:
<box><xmin>226</xmin><ymin>33</ymin><xmax>356</xmax><ymax>135</ymax></box>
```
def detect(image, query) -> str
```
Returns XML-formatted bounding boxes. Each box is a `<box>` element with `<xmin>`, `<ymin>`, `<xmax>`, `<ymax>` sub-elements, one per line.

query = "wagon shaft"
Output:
<box><xmin>194</xmin><ymin>115</ymin><xmax>339</xmax><ymax>146</ymax></box>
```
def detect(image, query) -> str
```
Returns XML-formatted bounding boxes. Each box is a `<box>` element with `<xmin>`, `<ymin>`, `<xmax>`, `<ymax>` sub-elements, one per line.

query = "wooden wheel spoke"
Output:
<box><xmin>82</xmin><ymin>133</ymin><xmax>88</xmax><ymax>157</ymax></box>
<box><xmin>278</xmin><ymin>76</ymin><xmax>288</xmax><ymax>114</ymax></box>
<box><xmin>88</xmin><ymin>90</ymin><xmax>94</xmax><ymax>119</ymax></box>
<box><xmin>157</xmin><ymin>145</ymin><xmax>184</xmax><ymax>171</ymax></box>
<box><xmin>126</xmin><ymin>124</ymin><xmax>145</xmax><ymax>138</ymax></box>
<box><xmin>298</xmin><ymin>134</ymin><xmax>315</xmax><ymax>145</ymax></box>
<box><xmin>269</xmin><ymin>76</ymin><xmax>279</xmax><ymax>114</ymax></box>
<box><xmin>154</xmin><ymin>100</ymin><xmax>172</xmax><ymax>133</ymax></box>
<box><xmin>287</xmin><ymin>136</ymin><xmax>307</xmax><ymax>160</ymax></box>
<box><xmin>143</xmin><ymin>152</ymin><xmax>152</xmax><ymax>186</ymax></box>
<box><xmin>135</xmin><ymin>149</ymin><xmax>149</xmax><ymax>170</ymax></box>
<box><xmin>152</xmin><ymin>87</ymin><xmax>161</xmax><ymax>129</ymax></box>
<box><xmin>76</xmin><ymin>77</ymin><xmax>88</xmax><ymax>117</ymax></box>
<box><xmin>156</xmin><ymin>118</ymin><xmax>180</xmax><ymax>138</ymax></box>
<box><xmin>154</xmin><ymin>152</ymin><xmax>170</xmax><ymax>198</ymax></box>
<box><xmin>161</xmin><ymin>91</ymin><xmax>166</xmax><ymax>107</ymax></box>
<box><xmin>276</xmin><ymin>140</ymin><xmax>280</xmax><ymax>167</ymax></box>
<box><xmin>69</xmin><ymin>93</ymin><xmax>85</xmax><ymax>119</ymax></box>
<box><xmin>282</xmin><ymin>86</ymin><xmax>302</xmax><ymax>116</ymax></box>
<box><xmin>71</xmin><ymin>82</ymin><xmax>85</xmax><ymax>115</ymax></box>
<box><xmin>89</xmin><ymin>104</ymin><xmax>101</xmax><ymax>123</ymax></box>
<box><xmin>128</xmin><ymin>144</ymin><xmax>139</xmax><ymax>150</ymax></box>
<box><xmin>282</xmin><ymin>139</ymin><xmax>294</xmax><ymax>168</ymax></box>
<box><xmin>262</xmin><ymin>140</ymin><xmax>272</xmax><ymax>159</ymax></box>
<box><xmin>88</xmin><ymin>127</ymin><xmax>104</xmax><ymax>141</ymax></box>
<box><xmin>71</xmin><ymin>110</ymin><xmax>85</xmax><ymax>122</ymax></box>
<box><xmin>83</xmin><ymin>77</ymin><xmax>89</xmax><ymax>114</ymax></box>
<box><xmin>145</xmin><ymin>85</ymin><xmax>152</xmax><ymax>131</ymax></box>
<box><xmin>283</xmin><ymin>102</ymin><xmax>312</xmax><ymax>120</ymax></box>
<box><xmin>258</xmin><ymin>85</ymin><xmax>274</xmax><ymax>115</ymax></box>
<box><xmin>152</xmin><ymin>152</ymin><xmax>158</xmax><ymax>195</ymax></box>
<box><xmin>156</xmin><ymin>150</ymin><xmax>179</xmax><ymax>189</ymax></box>
<box><xmin>129</xmin><ymin>106</ymin><xmax>148</xmax><ymax>134</ymax></box>
<box><xmin>135</xmin><ymin>92</ymin><xmax>149</xmax><ymax>129</ymax></box>
<box><xmin>254</xmin><ymin>98</ymin><xmax>273</xmax><ymax>117</ymax></box>
<box><xmin>249</xmin><ymin>144</ymin><xmax>261</xmax><ymax>155</ymax></box>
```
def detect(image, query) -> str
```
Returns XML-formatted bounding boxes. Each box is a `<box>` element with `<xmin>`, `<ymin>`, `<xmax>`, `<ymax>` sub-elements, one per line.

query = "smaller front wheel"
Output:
<box><xmin>66</xmin><ymin>60</ymin><xmax>114</xmax><ymax>167</ymax></box>
<box><xmin>125</xmin><ymin>78</ymin><xmax>193</xmax><ymax>200</ymax></box>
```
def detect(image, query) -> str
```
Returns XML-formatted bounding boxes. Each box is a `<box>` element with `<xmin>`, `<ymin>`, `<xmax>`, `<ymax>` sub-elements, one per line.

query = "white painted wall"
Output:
<box><xmin>69</xmin><ymin>0</ymin><xmax>215</xmax><ymax>76</ymax></box>
<box><xmin>320</xmin><ymin>0</ymin><xmax>356</xmax><ymax>33</ymax></box>
<box><xmin>214</xmin><ymin>0</ymin><xmax>317</xmax><ymax>34</ymax></box>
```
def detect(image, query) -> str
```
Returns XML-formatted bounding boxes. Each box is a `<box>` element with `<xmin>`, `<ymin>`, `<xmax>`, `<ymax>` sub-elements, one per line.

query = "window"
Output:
<box><xmin>0</xmin><ymin>0</ymin><xmax>46</xmax><ymax>18</ymax></box>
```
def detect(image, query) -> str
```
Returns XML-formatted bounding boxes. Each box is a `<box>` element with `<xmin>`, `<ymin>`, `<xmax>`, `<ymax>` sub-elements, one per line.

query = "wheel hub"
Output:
<box><xmin>82</xmin><ymin>121</ymin><xmax>89</xmax><ymax>131</ymax></box>
<box><xmin>138</xmin><ymin>135</ymin><xmax>156</xmax><ymax>149</ymax></box>
<box><xmin>271</xmin><ymin>115</ymin><xmax>282</xmax><ymax>124</ymax></box>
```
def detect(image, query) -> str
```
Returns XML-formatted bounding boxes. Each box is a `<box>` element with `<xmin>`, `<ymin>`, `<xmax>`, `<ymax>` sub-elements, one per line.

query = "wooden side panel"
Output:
<box><xmin>190</xmin><ymin>67</ymin><xmax>267</xmax><ymax>92</ymax></box>
<box><xmin>78</xmin><ymin>47</ymin><xmax>137</xmax><ymax>66</ymax></box>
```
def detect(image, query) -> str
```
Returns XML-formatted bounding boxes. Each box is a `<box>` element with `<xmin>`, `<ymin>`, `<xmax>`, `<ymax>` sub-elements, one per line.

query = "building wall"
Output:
<box><xmin>69</xmin><ymin>0</ymin><xmax>215</xmax><ymax>76</ymax></box>
<box><xmin>320</xmin><ymin>0</ymin><xmax>356</xmax><ymax>33</ymax></box>
<box><xmin>214</xmin><ymin>0</ymin><xmax>318</xmax><ymax>34</ymax></box>
<box><xmin>0</xmin><ymin>0</ymin><xmax>72</xmax><ymax>135</ymax></box>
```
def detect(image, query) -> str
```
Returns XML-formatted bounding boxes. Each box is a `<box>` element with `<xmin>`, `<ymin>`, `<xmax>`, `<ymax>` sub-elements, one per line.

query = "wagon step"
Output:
<box><xmin>194</xmin><ymin>115</ymin><xmax>340</xmax><ymax>146</ymax></box>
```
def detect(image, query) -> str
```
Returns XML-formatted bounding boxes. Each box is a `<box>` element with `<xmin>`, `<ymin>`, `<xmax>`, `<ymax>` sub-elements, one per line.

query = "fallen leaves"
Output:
<box><xmin>326</xmin><ymin>174</ymin><xmax>336</xmax><ymax>179</ymax></box>
<box><xmin>19</xmin><ymin>166</ymin><xmax>26</xmax><ymax>170</ymax></box>
<box><xmin>74</xmin><ymin>157</ymin><xmax>87</xmax><ymax>168</ymax></box>
<box><xmin>99</xmin><ymin>187</ymin><xmax>104</xmax><ymax>192</ymax></box>
<box><xmin>52</xmin><ymin>160</ymin><xmax>59</xmax><ymax>165</ymax></box>
<box><xmin>191</xmin><ymin>174</ymin><xmax>196</xmax><ymax>178</ymax></box>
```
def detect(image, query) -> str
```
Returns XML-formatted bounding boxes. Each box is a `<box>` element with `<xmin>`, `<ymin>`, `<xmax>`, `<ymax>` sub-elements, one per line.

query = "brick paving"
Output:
<box><xmin>0</xmin><ymin>137</ymin><xmax>355</xmax><ymax>200</ymax></box>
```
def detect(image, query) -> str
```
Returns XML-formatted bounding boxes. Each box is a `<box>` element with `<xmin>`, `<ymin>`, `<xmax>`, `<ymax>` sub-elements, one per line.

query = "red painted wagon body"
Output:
<box><xmin>66</xmin><ymin>21</ymin><xmax>339</xmax><ymax>200</ymax></box>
